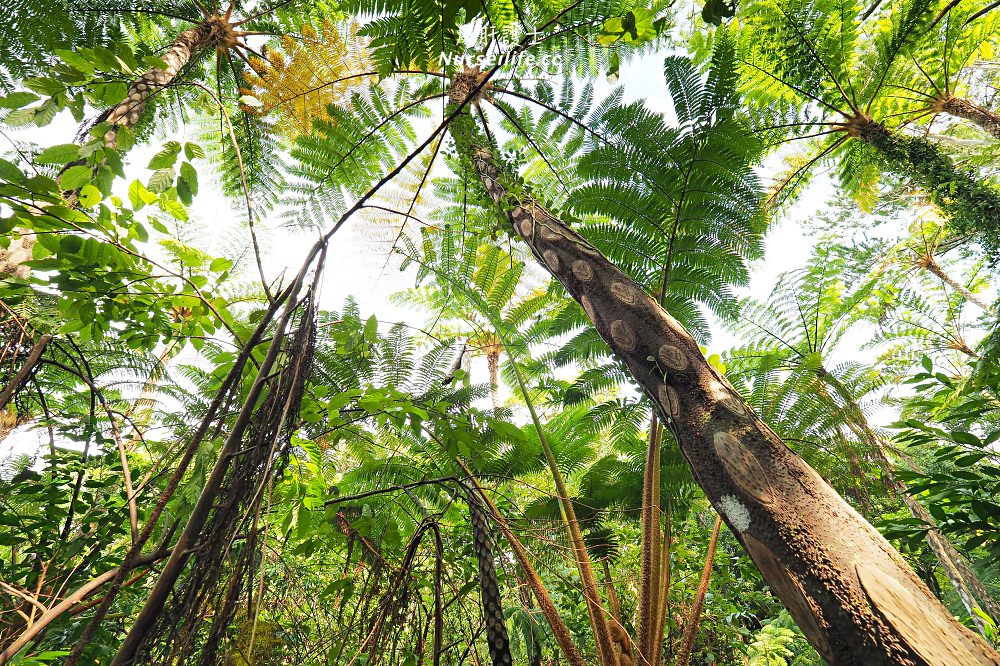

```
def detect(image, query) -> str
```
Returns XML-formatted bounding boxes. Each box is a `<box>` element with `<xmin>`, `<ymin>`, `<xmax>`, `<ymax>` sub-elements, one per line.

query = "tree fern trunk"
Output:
<box><xmin>857</xmin><ymin>121</ymin><xmax>1000</xmax><ymax>260</ymax></box>
<box><xmin>818</xmin><ymin>372</ymin><xmax>1000</xmax><ymax>632</ymax></box>
<box><xmin>917</xmin><ymin>254</ymin><xmax>991</xmax><ymax>311</ymax></box>
<box><xmin>465</xmin><ymin>486</ymin><xmax>513</xmax><ymax>666</ymax></box>
<box><xmin>450</xmin><ymin>111</ymin><xmax>1000</xmax><ymax>666</ymax></box>
<box><xmin>99</xmin><ymin>17</ymin><xmax>231</xmax><ymax>148</ymax></box>
<box><xmin>940</xmin><ymin>96</ymin><xmax>1000</xmax><ymax>141</ymax></box>
<box><xmin>456</xmin><ymin>460</ymin><xmax>587</xmax><ymax>666</ymax></box>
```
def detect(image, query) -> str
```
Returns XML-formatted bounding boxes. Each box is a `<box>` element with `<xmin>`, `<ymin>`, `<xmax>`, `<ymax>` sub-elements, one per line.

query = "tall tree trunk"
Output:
<box><xmin>466</xmin><ymin>486</ymin><xmax>513</xmax><ymax>666</ymax></box>
<box><xmin>97</xmin><ymin>16</ymin><xmax>232</xmax><ymax>148</ymax></box>
<box><xmin>0</xmin><ymin>335</ymin><xmax>50</xmax><ymax>411</ymax></box>
<box><xmin>654</xmin><ymin>501</ymin><xmax>672</xmax><ymax>660</ymax></box>
<box><xmin>674</xmin><ymin>515</ymin><xmax>722</xmax><ymax>666</ymax></box>
<box><xmin>455</xmin><ymin>460</ymin><xmax>587</xmax><ymax>666</ymax></box>
<box><xmin>450</xmin><ymin>111</ymin><xmax>1000</xmax><ymax>665</ymax></box>
<box><xmin>939</xmin><ymin>96</ymin><xmax>1000</xmax><ymax>140</ymax></box>
<box><xmin>916</xmin><ymin>253</ymin><xmax>992</xmax><ymax>311</ymax></box>
<box><xmin>856</xmin><ymin>120</ymin><xmax>1000</xmax><ymax>259</ymax></box>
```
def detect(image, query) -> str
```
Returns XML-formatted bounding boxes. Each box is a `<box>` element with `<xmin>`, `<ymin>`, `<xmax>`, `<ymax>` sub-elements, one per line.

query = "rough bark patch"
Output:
<box><xmin>744</xmin><ymin>535</ymin><xmax>834</xmax><ymax>663</ymax></box>
<box><xmin>571</xmin><ymin>259</ymin><xmax>594</xmax><ymax>282</ymax></box>
<box><xmin>610</xmin><ymin>281</ymin><xmax>638</xmax><ymax>305</ymax></box>
<box><xmin>856</xmin><ymin>562</ymin><xmax>996</xmax><ymax>665</ymax></box>
<box><xmin>712</xmin><ymin>431</ymin><xmax>773</xmax><ymax>503</ymax></box>
<box><xmin>657</xmin><ymin>344</ymin><xmax>688</xmax><ymax>371</ymax></box>
<box><xmin>610</xmin><ymin>320</ymin><xmax>637</xmax><ymax>351</ymax></box>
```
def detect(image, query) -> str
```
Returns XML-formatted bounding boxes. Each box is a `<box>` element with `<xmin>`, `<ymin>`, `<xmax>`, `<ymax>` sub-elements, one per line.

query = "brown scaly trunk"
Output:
<box><xmin>916</xmin><ymin>253</ymin><xmax>992</xmax><ymax>311</ymax></box>
<box><xmin>0</xmin><ymin>335</ymin><xmax>51</xmax><ymax>411</ymax></box>
<box><xmin>484</xmin><ymin>338</ymin><xmax>502</xmax><ymax>408</ymax></box>
<box><xmin>938</xmin><ymin>96</ymin><xmax>1000</xmax><ymax>141</ymax></box>
<box><xmin>98</xmin><ymin>16</ymin><xmax>233</xmax><ymax>148</ymax></box>
<box><xmin>451</xmin><ymin>112</ymin><xmax>1000</xmax><ymax>665</ymax></box>
<box><xmin>465</xmin><ymin>485</ymin><xmax>513</xmax><ymax>666</ymax></box>
<box><xmin>455</xmin><ymin>460</ymin><xmax>587</xmax><ymax>666</ymax></box>
<box><xmin>674</xmin><ymin>515</ymin><xmax>722</xmax><ymax>666</ymax></box>
<box><xmin>0</xmin><ymin>238</ymin><xmax>33</xmax><ymax>280</ymax></box>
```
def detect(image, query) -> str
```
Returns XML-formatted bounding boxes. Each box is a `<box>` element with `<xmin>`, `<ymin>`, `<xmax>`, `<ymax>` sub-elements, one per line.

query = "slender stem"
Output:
<box><xmin>674</xmin><ymin>515</ymin><xmax>722</xmax><ymax>666</ymax></box>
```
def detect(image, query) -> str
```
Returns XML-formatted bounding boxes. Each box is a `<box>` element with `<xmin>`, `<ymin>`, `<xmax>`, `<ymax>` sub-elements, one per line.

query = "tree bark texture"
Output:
<box><xmin>940</xmin><ymin>96</ymin><xmax>1000</xmax><ymax>140</ymax></box>
<box><xmin>99</xmin><ymin>17</ymin><xmax>230</xmax><ymax>148</ymax></box>
<box><xmin>451</xmin><ymin>112</ymin><xmax>1000</xmax><ymax>666</ymax></box>
<box><xmin>465</xmin><ymin>486</ymin><xmax>513</xmax><ymax>666</ymax></box>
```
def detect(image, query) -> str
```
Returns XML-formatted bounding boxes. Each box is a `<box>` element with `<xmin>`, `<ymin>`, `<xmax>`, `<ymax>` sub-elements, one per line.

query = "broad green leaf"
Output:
<box><xmin>148</xmin><ymin>167</ymin><xmax>175</xmax><ymax>193</ymax></box>
<box><xmin>184</xmin><ymin>142</ymin><xmax>205</xmax><ymax>160</ymax></box>
<box><xmin>59</xmin><ymin>165</ymin><xmax>92</xmax><ymax>190</ymax></box>
<box><xmin>0</xmin><ymin>92</ymin><xmax>40</xmax><ymax>109</ymax></box>
<box><xmin>210</xmin><ymin>257</ymin><xmax>233</xmax><ymax>272</ymax></box>
<box><xmin>78</xmin><ymin>184</ymin><xmax>102</xmax><ymax>207</ymax></box>
<box><xmin>363</xmin><ymin>315</ymin><xmax>379</xmax><ymax>341</ymax></box>
<box><xmin>128</xmin><ymin>179</ymin><xmax>154</xmax><ymax>209</ymax></box>
<box><xmin>36</xmin><ymin>144</ymin><xmax>80</xmax><ymax>165</ymax></box>
<box><xmin>180</xmin><ymin>161</ymin><xmax>199</xmax><ymax>195</ymax></box>
<box><xmin>23</xmin><ymin>77</ymin><xmax>64</xmax><ymax>96</ymax></box>
<box><xmin>148</xmin><ymin>143</ymin><xmax>181</xmax><ymax>170</ymax></box>
<box><xmin>161</xmin><ymin>199</ymin><xmax>189</xmax><ymax>221</ymax></box>
<box><xmin>0</xmin><ymin>158</ymin><xmax>24</xmax><ymax>183</ymax></box>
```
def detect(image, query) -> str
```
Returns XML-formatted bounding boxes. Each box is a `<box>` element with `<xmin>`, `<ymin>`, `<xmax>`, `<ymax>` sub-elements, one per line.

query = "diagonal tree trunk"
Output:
<box><xmin>938</xmin><ymin>96</ymin><xmax>1000</xmax><ymax>141</ymax></box>
<box><xmin>856</xmin><ymin>119</ymin><xmax>1000</xmax><ymax>259</ymax></box>
<box><xmin>916</xmin><ymin>253</ymin><xmax>992</xmax><ymax>311</ymax></box>
<box><xmin>465</xmin><ymin>484</ymin><xmax>513</xmax><ymax>666</ymax></box>
<box><xmin>449</xmin><ymin>109</ymin><xmax>1000</xmax><ymax>665</ymax></box>
<box><xmin>96</xmin><ymin>16</ymin><xmax>232</xmax><ymax>148</ymax></box>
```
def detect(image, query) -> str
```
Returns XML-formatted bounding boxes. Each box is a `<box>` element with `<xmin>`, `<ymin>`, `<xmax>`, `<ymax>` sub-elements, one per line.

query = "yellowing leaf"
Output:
<box><xmin>78</xmin><ymin>184</ymin><xmax>102</xmax><ymax>207</ymax></box>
